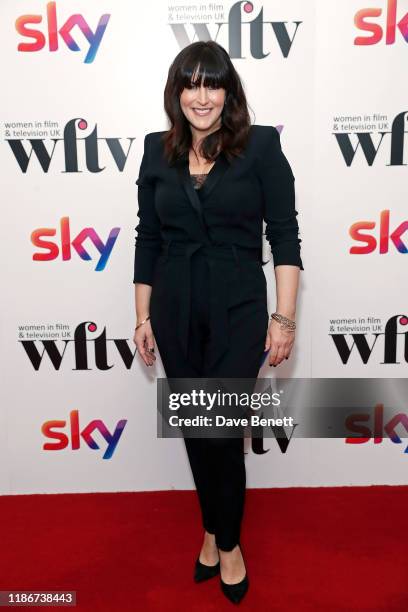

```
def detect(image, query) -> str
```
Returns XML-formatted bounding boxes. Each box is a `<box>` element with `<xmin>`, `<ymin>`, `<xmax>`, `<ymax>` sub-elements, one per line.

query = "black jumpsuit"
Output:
<box><xmin>133</xmin><ymin>125</ymin><xmax>303</xmax><ymax>551</ymax></box>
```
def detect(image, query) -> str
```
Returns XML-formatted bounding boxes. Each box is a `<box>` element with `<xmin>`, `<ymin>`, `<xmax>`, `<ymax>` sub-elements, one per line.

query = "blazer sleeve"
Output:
<box><xmin>256</xmin><ymin>127</ymin><xmax>304</xmax><ymax>270</ymax></box>
<box><xmin>133</xmin><ymin>133</ymin><xmax>162</xmax><ymax>285</ymax></box>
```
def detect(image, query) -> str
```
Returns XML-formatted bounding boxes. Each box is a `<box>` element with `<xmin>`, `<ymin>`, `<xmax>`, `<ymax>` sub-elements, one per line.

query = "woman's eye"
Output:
<box><xmin>189</xmin><ymin>83</ymin><xmax>219</xmax><ymax>91</ymax></box>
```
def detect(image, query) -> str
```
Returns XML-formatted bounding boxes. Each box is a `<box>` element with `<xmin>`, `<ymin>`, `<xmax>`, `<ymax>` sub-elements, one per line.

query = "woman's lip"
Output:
<box><xmin>192</xmin><ymin>108</ymin><xmax>213</xmax><ymax>115</ymax></box>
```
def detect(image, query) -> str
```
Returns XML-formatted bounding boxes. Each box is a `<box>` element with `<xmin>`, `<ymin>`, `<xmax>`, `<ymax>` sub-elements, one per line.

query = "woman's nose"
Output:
<box><xmin>197</xmin><ymin>85</ymin><xmax>209</xmax><ymax>104</ymax></box>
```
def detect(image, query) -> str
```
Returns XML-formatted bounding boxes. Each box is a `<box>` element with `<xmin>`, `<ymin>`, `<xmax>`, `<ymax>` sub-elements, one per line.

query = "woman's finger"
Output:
<box><xmin>136</xmin><ymin>333</ymin><xmax>151</xmax><ymax>367</ymax></box>
<box><xmin>268</xmin><ymin>340</ymin><xmax>279</xmax><ymax>366</ymax></box>
<box><xmin>274</xmin><ymin>344</ymin><xmax>286</xmax><ymax>366</ymax></box>
<box><xmin>145</xmin><ymin>334</ymin><xmax>156</xmax><ymax>366</ymax></box>
<box><xmin>141</xmin><ymin>337</ymin><xmax>155</xmax><ymax>367</ymax></box>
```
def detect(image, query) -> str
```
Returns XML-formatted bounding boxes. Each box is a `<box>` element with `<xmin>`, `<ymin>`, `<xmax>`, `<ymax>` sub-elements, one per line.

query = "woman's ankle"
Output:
<box><xmin>218</xmin><ymin>543</ymin><xmax>240</xmax><ymax>555</ymax></box>
<box><xmin>199</xmin><ymin>532</ymin><xmax>220</xmax><ymax>564</ymax></box>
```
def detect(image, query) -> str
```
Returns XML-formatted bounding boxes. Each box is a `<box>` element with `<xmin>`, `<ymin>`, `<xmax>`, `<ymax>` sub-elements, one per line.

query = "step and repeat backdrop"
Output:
<box><xmin>1</xmin><ymin>0</ymin><xmax>407</xmax><ymax>494</ymax></box>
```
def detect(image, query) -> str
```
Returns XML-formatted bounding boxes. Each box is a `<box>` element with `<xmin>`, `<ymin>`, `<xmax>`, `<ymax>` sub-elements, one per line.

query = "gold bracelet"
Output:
<box><xmin>135</xmin><ymin>315</ymin><xmax>150</xmax><ymax>330</ymax></box>
<box><xmin>270</xmin><ymin>312</ymin><xmax>296</xmax><ymax>331</ymax></box>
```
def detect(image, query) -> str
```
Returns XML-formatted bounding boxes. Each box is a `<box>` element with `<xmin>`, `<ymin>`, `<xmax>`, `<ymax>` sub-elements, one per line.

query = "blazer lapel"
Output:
<box><xmin>175</xmin><ymin>151</ymin><xmax>231</xmax><ymax>235</ymax></box>
<box><xmin>199</xmin><ymin>152</ymin><xmax>230</xmax><ymax>200</ymax></box>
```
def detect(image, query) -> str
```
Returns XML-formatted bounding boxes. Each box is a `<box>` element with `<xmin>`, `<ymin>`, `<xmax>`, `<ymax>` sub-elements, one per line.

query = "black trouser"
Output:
<box><xmin>150</xmin><ymin>245</ymin><xmax>268</xmax><ymax>551</ymax></box>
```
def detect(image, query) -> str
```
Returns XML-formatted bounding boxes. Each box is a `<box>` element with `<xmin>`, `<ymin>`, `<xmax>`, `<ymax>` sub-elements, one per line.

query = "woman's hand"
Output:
<box><xmin>133</xmin><ymin>320</ymin><xmax>156</xmax><ymax>367</ymax></box>
<box><xmin>264</xmin><ymin>318</ymin><xmax>295</xmax><ymax>366</ymax></box>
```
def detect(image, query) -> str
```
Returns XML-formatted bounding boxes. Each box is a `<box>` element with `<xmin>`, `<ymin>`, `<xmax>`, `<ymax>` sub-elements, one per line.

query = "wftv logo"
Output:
<box><xmin>249</xmin><ymin>417</ymin><xmax>298</xmax><ymax>454</ymax></box>
<box><xmin>331</xmin><ymin>314</ymin><xmax>408</xmax><ymax>365</ymax></box>
<box><xmin>20</xmin><ymin>322</ymin><xmax>139</xmax><ymax>371</ymax></box>
<box><xmin>171</xmin><ymin>0</ymin><xmax>302</xmax><ymax>58</ymax></box>
<box><xmin>31</xmin><ymin>217</ymin><xmax>120</xmax><ymax>272</ymax></box>
<box><xmin>346</xmin><ymin>403</ymin><xmax>408</xmax><ymax>453</ymax></box>
<box><xmin>354</xmin><ymin>0</ymin><xmax>408</xmax><ymax>45</ymax></box>
<box><xmin>334</xmin><ymin>111</ymin><xmax>407</xmax><ymax>166</ymax></box>
<box><xmin>42</xmin><ymin>410</ymin><xmax>127</xmax><ymax>459</ymax></box>
<box><xmin>15</xmin><ymin>2</ymin><xmax>110</xmax><ymax>63</ymax></box>
<box><xmin>6</xmin><ymin>118</ymin><xmax>135</xmax><ymax>174</ymax></box>
<box><xmin>350</xmin><ymin>210</ymin><xmax>408</xmax><ymax>255</ymax></box>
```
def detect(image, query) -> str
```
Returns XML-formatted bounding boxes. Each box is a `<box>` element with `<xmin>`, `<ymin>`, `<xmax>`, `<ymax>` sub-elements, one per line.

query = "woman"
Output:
<box><xmin>133</xmin><ymin>41</ymin><xmax>303</xmax><ymax>604</ymax></box>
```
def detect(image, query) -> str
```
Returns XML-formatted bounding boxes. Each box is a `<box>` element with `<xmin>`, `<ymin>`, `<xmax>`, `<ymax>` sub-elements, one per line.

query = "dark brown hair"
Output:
<box><xmin>162</xmin><ymin>41</ymin><xmax>252</xmax><ymax>165</ymax></box>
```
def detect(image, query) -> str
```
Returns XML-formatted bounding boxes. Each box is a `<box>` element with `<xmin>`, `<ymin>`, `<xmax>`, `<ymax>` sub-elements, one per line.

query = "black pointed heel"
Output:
<box><xmin>194</xmin><ymin>557</ymin><xmax>220</xmax><ymax>583</ymax></box>
<box><xmin>218</xmin><ymin>543</ymin><xmax>249</xmax><ymax>604</ymax></box>
<box><xmin>220</xmin><ymin>573</ymin><xmax>249</xmax><ymax>604</ymax></box>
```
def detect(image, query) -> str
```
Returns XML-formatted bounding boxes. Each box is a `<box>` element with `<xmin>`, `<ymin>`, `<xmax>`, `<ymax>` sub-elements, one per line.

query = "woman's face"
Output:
<box><xmin>179</xmin><ymin>76</ymin><xmax>226</xmax><ymax>134</ymax></box>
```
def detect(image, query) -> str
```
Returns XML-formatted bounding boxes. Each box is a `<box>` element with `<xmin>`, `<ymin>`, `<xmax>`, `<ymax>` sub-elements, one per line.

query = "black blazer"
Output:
<box><xmin>133</xmin><ymin>125</ymin><xmax>303</xmax><ymax>285</ymax></box>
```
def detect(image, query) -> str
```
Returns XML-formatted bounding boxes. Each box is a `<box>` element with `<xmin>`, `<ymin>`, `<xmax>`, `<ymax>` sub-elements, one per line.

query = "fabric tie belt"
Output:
<box><xmin>160</xmin><ymin>240</ymin><xmax>261</xmax><ymax>369</ymax></box>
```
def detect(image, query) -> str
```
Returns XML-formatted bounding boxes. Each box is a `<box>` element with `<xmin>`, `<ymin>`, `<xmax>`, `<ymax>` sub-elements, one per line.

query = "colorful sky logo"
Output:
<box><xmin>354</xmin><ymin>0</ymin><xmax>408</xmax><ymax>45</ymax></box>
<box><xmin>42</xmin><ymin>410</ymin><xmax>127</xmax><ymax>459</ymax></box>
<box><xmin>349</xmin><ymin>210</ymin><xmax>408</xmax><ymax>254</ymax></box>
<box><xmin>346</xmin><ymin>404</ymin><xmax>408</xmax><ymax>453</ymax></box>
<box><xmin>31</xmin><ymin>217</ymin><xmax>120</xmax><ymax>272</ymax></box>
<box><xmin>15</xmin><ymin>2</ymin><xmax>110</xmax><ymax>63</ymax></box>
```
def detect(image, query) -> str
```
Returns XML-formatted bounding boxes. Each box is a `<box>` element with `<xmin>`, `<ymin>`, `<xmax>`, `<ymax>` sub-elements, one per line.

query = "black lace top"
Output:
<box><xmin>191</xmin><ymin>173</ymin><xmax>208</xmax><ymax>190</ymax></box>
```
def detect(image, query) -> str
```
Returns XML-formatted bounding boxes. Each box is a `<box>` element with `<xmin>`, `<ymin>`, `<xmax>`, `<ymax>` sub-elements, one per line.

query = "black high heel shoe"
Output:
<box><xmin>219</xmin><ymin>544</ymin><xmax>249</xmax><ymax>604</ymax></box>
<box><xmin>194</xmin><ymin>557</ymin><xmax>220</xmax><ymax>583</ymax></box>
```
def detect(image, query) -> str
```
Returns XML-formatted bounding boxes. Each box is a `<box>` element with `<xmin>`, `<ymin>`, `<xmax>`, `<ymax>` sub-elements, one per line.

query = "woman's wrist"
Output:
<box><xmin>136</xmin><ymin>312</ymin><xmax>150</xmax><ymax>321</ymax></box>
<box><xmin>135</xmin><ymin>314</ymin><xmax>150</xmax><ymax>331</ymax></box>
<box><xmin>270</xmin><ymin>311</ymin><xmax>296</xmax><ymax>332</ymax></box>
<box><xmin>274</xmin><ymin>308</ymin><xmax>296</xmax><ymax>320</ymax></box>
<box><xmin>135</xmin><ymin>315</ymin><xmax>150</xmax><ymax>330</ymax></box>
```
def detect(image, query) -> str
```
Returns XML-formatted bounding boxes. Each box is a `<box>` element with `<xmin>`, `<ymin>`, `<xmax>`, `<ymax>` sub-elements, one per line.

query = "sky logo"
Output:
<box><xmin>349</xmin><ymin>210</ymin><xmax>408</xmax><ymax>254</ymax></box>
<box><xmin>31</xmin><ymin>217</ymin><xmax>120</xmax><ymax>272</ymax></box>
<box><xmin>354</xmin><ymin>0</ymin><xmax>408</xmax><ymax>45</ymax></box>
<box><xmin>42</xmin><ymin>410</ymin><xmax>127</xmax><ymax>459</ymax></box>
<box><xmin>15</xmin><ymin>2</ymin><xmax>110</xmax><ymax>63</ymax></box>
<box><xmin>346</xmin><ymin>404</ymin><xmax>408</xmax><ymax>453</ymax></box>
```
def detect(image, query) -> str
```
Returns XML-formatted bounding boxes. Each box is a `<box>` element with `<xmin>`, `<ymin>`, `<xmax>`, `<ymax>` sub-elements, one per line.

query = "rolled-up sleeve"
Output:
<box><xmin>257</xmin><ymin>127</ymin><xmax>304</xmax><ymax>270</ymax></box>
<box><xmin>133</xmin><ymin>133</ymin><xmax>162</xmax><ymax>285</ymax></box>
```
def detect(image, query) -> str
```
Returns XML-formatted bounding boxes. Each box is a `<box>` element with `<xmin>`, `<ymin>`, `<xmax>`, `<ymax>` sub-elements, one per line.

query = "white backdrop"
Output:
<box><xmin>1</xmin><ymin>0</ymin><xmax>407</xmax><ymax>494</ymax></box>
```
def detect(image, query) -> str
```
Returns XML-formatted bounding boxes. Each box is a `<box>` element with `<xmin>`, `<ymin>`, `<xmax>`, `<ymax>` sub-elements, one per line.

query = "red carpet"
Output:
<box><xmin>1</xmin><ymin>487</ymin><xmax>407</xmax><ymax>611</ymax></box>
